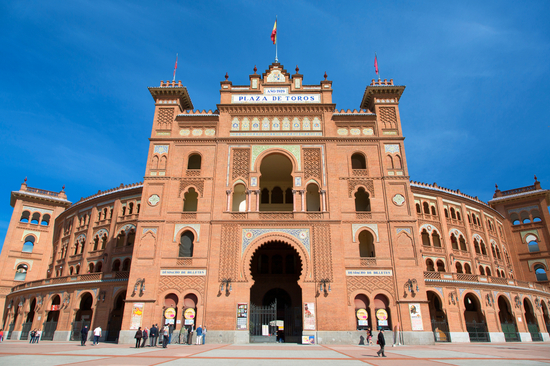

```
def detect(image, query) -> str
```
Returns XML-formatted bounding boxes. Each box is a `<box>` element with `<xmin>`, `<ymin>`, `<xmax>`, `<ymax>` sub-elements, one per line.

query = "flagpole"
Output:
<box><xmin>173</xmin><ymin>53</ymin><xmax>178</xmax><ymax>82</ymax></box>
<box><xmin>275</xmin><ymin>16</ymin><xmax>278</xmax><ymax>63</ymax></box>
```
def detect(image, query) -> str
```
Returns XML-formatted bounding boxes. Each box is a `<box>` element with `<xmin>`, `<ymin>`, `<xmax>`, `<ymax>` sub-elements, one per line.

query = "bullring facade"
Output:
<box><xmin>1</xmin><ymin>63</ymin><xmax>549</xmax><ymax>345</ymax></box>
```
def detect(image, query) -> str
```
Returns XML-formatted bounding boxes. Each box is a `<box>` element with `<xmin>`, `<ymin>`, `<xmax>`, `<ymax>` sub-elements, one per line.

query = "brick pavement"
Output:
<box><xmin>0</xmin><ymin>341</ymin><xmax>549</xmax><ymax>365</ymax></box>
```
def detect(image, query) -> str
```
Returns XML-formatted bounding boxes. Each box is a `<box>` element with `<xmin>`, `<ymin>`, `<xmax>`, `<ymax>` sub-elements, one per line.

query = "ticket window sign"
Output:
<box><xmin>376</xmin><ymin>308</ymin><xmax>389</xmax><ymax>329</ymax></box>
<box><xmin>184</xmin><ymin>308</ymin><xmax>196</xmax><ymax>326</ymax></box>
<box><xmin>356</xmin><ymin>308</ymin><xmax>369</xmax><ymax>329</ymax></box>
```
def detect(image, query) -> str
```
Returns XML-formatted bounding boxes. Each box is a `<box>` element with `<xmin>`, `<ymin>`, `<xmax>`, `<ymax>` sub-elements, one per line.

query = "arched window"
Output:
<box><xmin>486</xmin><ymin>267</ymin><xmax>492</xmax><ymax>277</ymax></box>
<box><xmin>423</xmin><ymin>202</ymin><xmax>430</xmax><ymax>214</ymax></box>
<box><xmin>527</xmin><ymin>235</ymin><xmax>540</xmax><ymax>252</ymax></box>
<box><xmin>476</xmin><ymin>216</ymin><xmax>481</xmax><ymax>226</ymax></box>
<box><xmin>261</xmin><ymin>188</ymin><xmax>270</xmax><ymax>204</ymax></box>
<box><xmin>426</xmin><ymin>259</ymin><xmax>435</xmax><ymax>272</ymax></box>
<box><xmin>535</xmin><ymin>265</ymin><xmax>547</xmax><ymax>281</ymax></box>
<box><xmin>491</xmin><ymin>245</ymin><xmax>497</xmax><ymax>257</ymax></box>
<box><xmin>128</xmin><ymin>202</ymin><xmax>134</xmax><ymax>215</ymax></box>
<box><xmin>394</xmin><ymin>155</ymin><xmax>402</xmax><ymax>169</ymax></box>
<box><xmin>31</xmin><ymin>212</ymin><xmax>40</xmax><ymax>224</ymax></box>
<box><xmin>20</xmin><ymin>211</ymin><xmax>30</xmax><ymax>223</ymax></box>
<box><xmin>436</xmin><ymin>260</ymin><xmax>446</xmax><ymax>272</ymax></box>
<box><xmin>464</xmin><ymin>263</ymin><xmax>472</xmax><ymax>274</ymax></box>
<box><xmin>183</xmin><ymin>188</ymin><xmax>198</xmax><ymax>211</ymax></box>
<box><xmin>126</xmin><ymin>230</ymin><xmax>135</xmax><ymax>246</ymax></box>
<box><xmin>431</xmin><ymin>206</ymin><xmax>437</xmax><ymax>216</ymax></box>
<box><xmin>93</xmin><ymin>236</ymin><xmax>99</xmax><ymax>251</ymax></box>
<box><xmin>179</xmin><ymin>231</ymin><xmax>194</xmax><ymax>257</ymax></box>
<box><xmin>101</xmin><ymin>234</ymin><xmax>107</xmax><ymax>249</ymax></box>
<box><xmin>75</xmin><ymin>265</ymin><xmax>80</xmax><ymax>274</ymax></box>
<box><xmin>351</xmin><ymin>153</ymin><xmax>366</xmax><ymax>169</ymax></box>
<box><xmin>495</xmin><ymin>246</ymin><xmax>501</xmax><ymax>260</ymax></box>
<box><xmin>306</xmin><ymin>183</ymin><xmax>320</xmax><ymax>211</ymax></box>
<box><xmin>421</xmin><ymin>229</ymin><xmax>431</xmax><ymax>246</ymax></box>
<box><xmin>416</xmin><ymin>203</ymin><xmax>421</xmax><ymax>213</ymax></box>
<box><xmin>450</xmin><ymin>234</ymin><xmax>458</xmax><ymax>250</ymax></box>
<box><xmin>188</xmin><ymin>154</ymin><xmax>201</xmax><ymax>169</ymax></box>
<box><xmin>122</xmin><ymin>258</ymin><xmax>131</xmax><ymax>271</ymax></box>
<box><xmin>444</xmin><ymin>208</ymin><xmax>449</xmax><ymax>218</ymax></box>
<box><xmin>456</xmin><ymin>211</ymin><xmax>461</xmax><ymax>221</ymax></box>
<box><xmin>358</xmin><ymin>230</ymin><xmax>375</xmax><ymax>257</ymax></box>
<box><xmin>474</xmin><ymin>239</ymin><xmax>480</xmax><ymax>254</ymax></box>
<box><xmin>271</xmin><ymin>186</ymin><xmax>284</xmax><ymax>204</ymax></box>
<box><xmin>467</xmin><ymin>214</ymin><xmax>471</xmax><ymax>223</ymax></box>
<box><xmin>14</xmin><ymin>263</ymin><xmax>29</xmax><ymax>281</ymax></box>
<box><xmin>479</xmin><ymin>265</ymin><xmax>485</xmax><ymax>275</ymax></box>
<box><xmin>22</xmin><ymin>236</ymin><xmax>35</xmax><ymax>253</ymax></box>
<box><xmin>285</xmin><ymin>188</ymin><xmax>293</xmax><ymax>204</ymax></box>
<box><xmin>456</xmin><ymin>262</ymin><xmax>463</xmax><ymax>274</ymax></box>
<box><xmin>88</xmin><ymin>263</ymin><xmax>95</xmax><ymax>273</ymax></box>
<box><xmin>481</xmin><ymin>241</ymin><xmax>487</xmax><ymax>256</ymax></box>
<box><xmin>386</xmin><ymin>155</ymin><xmax>394</xmax><ymax>169</ymax></box>
<box><xmin>41</xmin><ymin>214</ymin><xmax>50</xmax><ymax>226</ymax></box>
<box><xmin>112</xmin><ymin>260</ymin><xmax>121</xmax><ymax>272</ymax></box>
<box><xmin>450</xmin><ymin>208</ymin><xmax>456</xmax><ymax>220</ymax></box>
<box><xmin>432</xmin><ymin>231</ymin><xmax>441</xmax><ymax>247</ymax></box>
<box><xmin>354</xmin><ymin>187</ymin><xmax>371</xmax><ymax>212</ymax></box>
<box><xmin>232</xmin><ymin>184</ymin><xmax>247</xmax><ymax>212</ymax></box>
<box><xmin>116</xmin><ymin>232</ymin><xmax>125</xmax><ymax>247</ymax></box>
<box><xmin>459</xmin><ymin>236</ymin><xmax>467</xmax><ymax>251</ymax></box>
<box><xmin>96</xmin><ymin>262</ymin><xmax>103</xmax><ymax>273</ymax></box>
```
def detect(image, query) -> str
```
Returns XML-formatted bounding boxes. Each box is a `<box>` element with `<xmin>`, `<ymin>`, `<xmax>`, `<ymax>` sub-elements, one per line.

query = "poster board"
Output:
<box><xmin>130</xmin><ymin>303</ymin><xmax>144</xmax><ymax>330</ymax></box>
<box><xmin>237</xmin><ymin>303</ymin><xmax>248</xmax><ymax>330</ymax></box>
<box><xmin>409</xmin><ymin>303</ymin><xmax>423</xmax><ymax>330</ymax></box>
<box><xmin>303</xmin><ymin>303</ymin><xmax>315</xmax><ymax>330</ymax></box>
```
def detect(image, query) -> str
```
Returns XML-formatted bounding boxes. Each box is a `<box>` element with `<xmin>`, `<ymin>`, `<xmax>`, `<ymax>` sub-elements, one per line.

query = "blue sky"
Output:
<box><xmin>1</xmin><ymin>1</ymin><xmax>549</xmax><ymax>251</ymax></box>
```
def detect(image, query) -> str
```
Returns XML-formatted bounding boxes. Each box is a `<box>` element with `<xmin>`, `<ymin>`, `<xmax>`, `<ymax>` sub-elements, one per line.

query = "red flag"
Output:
<box><xmin>271</xmin><ymin>20</ymin><xmax>277</xmax><ymax>44</ymax></box>
<box><xmin>374</xmin><ymin>53</ymin><xmax>379</xmax><ymax>75</ymax></box>
<box><xmin>173</xmin><ymin>54</ymin><xmax>178</xmax><ymax>82</ymax></box>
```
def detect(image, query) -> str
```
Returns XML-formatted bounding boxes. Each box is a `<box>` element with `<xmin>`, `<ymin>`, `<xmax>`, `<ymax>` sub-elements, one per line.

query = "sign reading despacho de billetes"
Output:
<box><xmin>345</xmin><ymin>269</ymin><xmax>393</xmax><ymax>276</ymax></box>
<box><xmin>160</xmin><ymin>269</ymin><xmax>206</xmax><ymax>276</ymax></box>
<box><xmin>231</xmin><ymin>93</ymin><xmax>320</xmax><ymax>103</ymax></box>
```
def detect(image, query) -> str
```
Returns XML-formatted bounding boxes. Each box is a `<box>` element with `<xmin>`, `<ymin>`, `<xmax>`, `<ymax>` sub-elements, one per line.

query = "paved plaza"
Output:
<box><xmin>0</xmin><ymin>340</ymin><xmax>549</xmax><ymax>365</ymax></box>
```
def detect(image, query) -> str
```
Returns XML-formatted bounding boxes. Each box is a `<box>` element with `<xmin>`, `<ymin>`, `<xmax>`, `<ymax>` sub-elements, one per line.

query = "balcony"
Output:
<box><xmin>11</xmin><ymin>271</ymin><xmax>130</xmax><ymax>292</ymax></box>
<box><xmin>423</xmin><ymin>272</ymin><xmax>550</xmax><ymax>293</ymax></box>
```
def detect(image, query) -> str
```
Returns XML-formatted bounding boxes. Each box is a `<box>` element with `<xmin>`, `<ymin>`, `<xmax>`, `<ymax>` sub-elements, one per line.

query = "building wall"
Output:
<box><xmin>1</xmin><ymin>63</ymin><xmax>549</xmax><ymax>344</ymax></box>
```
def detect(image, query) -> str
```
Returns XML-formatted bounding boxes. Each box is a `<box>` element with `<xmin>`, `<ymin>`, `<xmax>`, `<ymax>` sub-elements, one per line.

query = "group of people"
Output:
<box><xmin>80</xmin><ymin>325</ymin><xmax>102</xmax><ymax>346</ymax></box>
<box><xmin>134</xmin><ymin>324</ymin><xmax>205</xmax><ymax>348</ymax></box>
<box><xmin>361</xmin><ymin>328</ymin><xmax>386</xmax><ymax>357</ymax></box>
<box><xmin>29</xmin><ymin>329</ymin><xmax>42</xmax><ymax>343</ymax></box>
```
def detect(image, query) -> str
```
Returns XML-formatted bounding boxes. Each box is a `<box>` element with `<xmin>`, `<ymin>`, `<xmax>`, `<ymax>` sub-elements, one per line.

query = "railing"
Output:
<box><xmin>423</xmin><ymin>246</ymin><xmax>445</xmax><ymax>254</ymax></box>
<box><xmin>176</xmin><ymin>258</ymin><xmax>192</xmax><ymax>266</ymax></box>
<box><xmin>356</xmin><ymin>213</ymin><xmax>372</xmax><ymax>219</ymax></box>
<box><xmin>113</xmin><ymin>245</ymin><xmax>134</xmax><ymax>254</ymax></box>
<box><xmin>186</xmin><ymin>169</ymin><xmax>201</xmax><ymax>177</ymax></box>
<box><xmin>418</xmin><ymin>213</ymin><xmax>439</xmax><ymax>221</ymax></box>
<box><xmin>12</xmin><ymin>272</ymin><xmax>128</xmax><ymax>292</ymax></box>
<box><xmin>470</xmin><ymin>224</ymin><xmax>483</xmax><ymax>231</ymax></box>
<box><xmin>181</xmin><ymin>213</ymin><xmax>197</xmax><ymax>220</ymax></box>
<box><xmin>500</xmin><ymin>185</ymin><xmax>537</xmax><ymax>196</ymax></box>
<box><xmin>446</xmin><ymin>218</ymin><xmax>463</xmax><ymax>226</ymax></box>
<box><xmin>26</xmin><ymin>187</ymin><xmax>61</xmax><ymax>197</ymax></box>
<box><xmin>452</xmin><ymin>249</ymin><xmax>470</xmax><ymax>257</ymax></box>
<box><xmin>259</xmin><ymin>212</ymin><xmax>294</xmax><ymax>220</ymax></box>
<box><xmin>352</xmin><ymin>169</ymin><xmax>368</xmax><ymax>176</ymax></box>
<box><xmin>360</xmin><ymin>258</ymin><xmax>376</xmax><ymax>266</ymax></box>
<box><xmin>423</xmin><ymin>272</ymin><xmax>550</xmax><ymax>293</ymax></box>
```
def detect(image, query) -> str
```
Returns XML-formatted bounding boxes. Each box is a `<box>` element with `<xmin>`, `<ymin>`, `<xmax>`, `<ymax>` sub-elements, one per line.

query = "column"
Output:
<box><xmin>320</xmin><ymin>190</ymin><xmax>326</xmax><ymax>212</ymax></box>
<box><xmin>292</xmin><ymin>190</ymin><xmax>297</xmax><ymax>212</ymax></box>
<box><xmin>226</xmin><ymin>190</ymin><xmax>231</xmax><ymax>211</ymax></box>
<box><xmin>255</xmin><ymin>190</ymin><xmax>260</xmax><ymax>211</ymax></box>
<box><xmin>246</xmin><ymin>190</ymin><xmax>252</xmax><ymax>212</ymax></box>
<box><xmin>301</xmin><ymin>190</ymin><xmax>306</xmax><ymax>212</ymax></box>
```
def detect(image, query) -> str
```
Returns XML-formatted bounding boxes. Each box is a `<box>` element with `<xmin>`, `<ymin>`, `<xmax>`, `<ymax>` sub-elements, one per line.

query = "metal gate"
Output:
<box><xmin>501</xmin><ymin>321</ymin><xmax>519</xmax><ymax>342</ymax></box>
<box><xmin>249</xmin><ymin>300</ymin><xmax>277</xmax><ymax>343</ymax></box>
<box><xmin>466</xmin><ymin>320</ymin><xmax>489</xmax><ymax>342</ymax></box>
<box><xmin>6</xmin><ymin>323</ymin><xmax>14</xmax><ymax>340</ymax></box>
<box><xmin>41</xmin><ymin>321</ymin><xmax>58</xmax><ymax>341</ymax></box>
<box><xmin>431</xmin><ymin>319</ymin><xmax>450</xmax><ymax>342</ymax></box>
<box><xmin>20</xmin><ymin>322</ymin><xmax>32</xmax><ymax>340</ymax></box>
<box><xmin>71</xmin><ymin>319</ymin><xmax>91</xmax><ymax>341</ymax></box>
<box><xmin>527</xmin><ymin>323</ymin><xmax>542</xmax><ymax>342</ymax></box>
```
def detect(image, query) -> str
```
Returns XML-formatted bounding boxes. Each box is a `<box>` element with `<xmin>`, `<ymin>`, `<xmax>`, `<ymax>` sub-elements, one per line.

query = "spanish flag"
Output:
<box><xmin>271</xmin><ymin>19</ymin><xmax>277</xmax><ymax>45</ymax></box>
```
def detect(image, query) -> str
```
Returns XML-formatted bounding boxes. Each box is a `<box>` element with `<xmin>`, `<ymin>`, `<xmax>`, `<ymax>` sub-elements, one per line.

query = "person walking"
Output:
<box><xmin>141</xmin><ymin>326</ymin><xmax>148</xmax><ymax>348</ymax></box>
<box><xmin>149</xmin><ymin>324</ymin><xmax>158</xmax><ymax>347</ymax></box>
<box><xmin>195</xmin><ymin>325</ymin><xmax>203</xmax><ymax>345</ymax></box>
<box><xmin>81</xmin><ymin>325</ymin><xmax>89</xmax><ymax>346</ymax></box>
<box><xmin>162</xmin><ymin>325</ymin><xmax>169</xmax><ymax>348</ymax></box>
<box><xmin>36</xmin><ymin>329</ymin><xmax>42</xmax><ymax>343</ymax></box>
<box><xmin>134</xmin><ymin>327</ymin><xmax>143</xmax><ymax>348</ymax></box>
<box><xmin>366</xmin><ymin>328</ymin><xmax>373</xmax><ymax>346</ymax></box>
<box><xmin>376</xmin><ymin>329</ymin><xmax>386</xmax><ymax>357</ymax></box>
<box><xmin>186</xmin><ymin>325</ymin><xmax>193</xmax><ymax>345</ymax></box>
<box><xmin>0</xmin><ymin>329</ymin><xmax>3</xmax><ymax>342</ymax></box>
<box><xmin>202</xmin><ymin>325</ymin><xmax>206</xmax><ymax>345</ymax></box>
<box><xmin>92</xmin><ymin>326</ymin><xmax>102</xmax><ymax>345</ymax></box>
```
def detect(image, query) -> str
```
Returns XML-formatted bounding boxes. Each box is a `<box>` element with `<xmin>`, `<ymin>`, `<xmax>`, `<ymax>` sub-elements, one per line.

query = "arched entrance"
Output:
<box><xmin>182</xmin><ymin>294</ymin><xmax>198</xmax><ymax>344</ymax></box>
<box><xmin>524</xmin><ymin>298</ymin><xmax>542</xmax><ymax>341</ymax></box>
<box><xmin>21</xmin><ymin>298</ymin><xmax>36</xmax><ymax>340</ymax></box>
<box><xmin>464</xmin><ymin>293</ymin><xmax>489</xmax><ymax>342</ymax></box>
<box><xmin>71</xmin><ymin>293</ymin><xmax>94</xmax><ymax>341</ymax></box>
<box><xmin>106</xmin><ymin>291</ymin><xmax>126</xmax><ymax>341</ymax></box>
<box><xmin>498</xmin><ymin>296</ymin><xmax>519</xmax><ymax>341</ymax></box>
<box><xmin>259</xmin><ymin>153</ymin><xmax>294</xmax><ymax>212</ymax></box>
<box><xmin>542</xmin><ymin>301</ymin><xmax>550</xmax><ymax>335</ymax></box>
<box><xmin>42</xmin><ymin>295</ymin><xmax>61</xmax><ymax>340</ymax></box>
<box><xmin>249</xmin><ymin>240</ymin><xmax>302</xmax><ymax>343</ymax></box>
<box><xmin>427</xmin><ymin>291</ymin><xmax>449</xmax><ymax>342</ymax></box>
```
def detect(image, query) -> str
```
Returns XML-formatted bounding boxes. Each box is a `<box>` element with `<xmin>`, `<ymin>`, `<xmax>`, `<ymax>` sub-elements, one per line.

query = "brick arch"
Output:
<box><xmin>419</xmin><ymin>224</ymin><xmax>441</xmax><ymax>236</ymax></box>
<box><xmin>179</xmin><ymin>184</ymin><xmax>202</xmax><ymax>199</ymax></box>
<box><xmin>252</xmin><ymin>147</ymin><xmax>299</xmax><ymax>174</ymax></box>
<box><xmin>241</xmin><ymin>232</ymin><xmax>309</xmax><ymax>284</ymax></box>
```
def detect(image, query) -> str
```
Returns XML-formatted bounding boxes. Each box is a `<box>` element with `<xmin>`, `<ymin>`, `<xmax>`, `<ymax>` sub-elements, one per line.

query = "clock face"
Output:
<box><xmin>148</xmin><ymin>194</ymin><xmax>160</xmax><ymax>206</ymax></box>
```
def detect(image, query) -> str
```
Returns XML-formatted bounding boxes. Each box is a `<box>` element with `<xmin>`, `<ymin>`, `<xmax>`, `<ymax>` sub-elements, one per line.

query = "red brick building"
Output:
<box><xmin>1</xmin><ymin>63</ymin><xmax>549</xmax><ymax>344</ymax></box>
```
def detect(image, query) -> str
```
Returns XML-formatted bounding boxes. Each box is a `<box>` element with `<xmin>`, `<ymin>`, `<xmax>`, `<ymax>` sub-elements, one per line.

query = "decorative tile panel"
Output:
<box><xmin>242</xmin><ymin>228</ymin><xmax>310</xmax><ymax>254</ymax></box>
<box><xmin>251</xmin><ymin>145</ymin><xmax>301</xmax><ymax>170</ymax></box>
<box><xmin>352</xmin><ymin>224</ymin><xmax>379</xmax><ymax>242</ymax></box>
<box><xmin>154</xmin><ymin>145</ymin><xmax>169</xmax><ymax>154</ymax></box>
<box><xmin>173</xmin><ymin>224</ymin><xmax>201</xmax><ymax>242</ymax></box>
<box><xmin>384</xmin><ymin>144</ymin><xmax>400</xmax><ymax>154</ymax></box>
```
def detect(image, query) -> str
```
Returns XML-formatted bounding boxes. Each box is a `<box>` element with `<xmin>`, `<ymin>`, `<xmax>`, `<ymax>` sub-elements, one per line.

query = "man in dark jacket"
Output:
<box><xmin>149</xmin><ymin>324</ymin><xmax>158</xmax><ymax>347</ymax></box>
<box><xmin>81</xmin><ymin>325</ymin><xmax>89</xmax><ymax>346</ymax></box>
<box><xmin>376</xmin><ymin>329</ymin><xmax>386</xmax><ymax>357</ymax></box>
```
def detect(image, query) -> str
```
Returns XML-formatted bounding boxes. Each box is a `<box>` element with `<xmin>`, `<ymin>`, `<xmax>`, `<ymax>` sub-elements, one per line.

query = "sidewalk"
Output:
<box><xmin>0</xmin><ymin>340</ymin><xmax>549</xmax><ymax>365</ymax></box>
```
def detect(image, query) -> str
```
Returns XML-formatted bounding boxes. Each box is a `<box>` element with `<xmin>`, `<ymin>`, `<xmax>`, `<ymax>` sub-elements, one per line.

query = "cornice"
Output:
<box><xmin>217</xmin><ymin>104</ymin><xmax>335</xmax><ymax>114</ymax></box>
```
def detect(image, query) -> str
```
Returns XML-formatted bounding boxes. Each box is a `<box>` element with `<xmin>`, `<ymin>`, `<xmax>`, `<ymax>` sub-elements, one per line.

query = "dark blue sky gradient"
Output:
<box><xmin>1</xmin><ymin>1</ymin><xmax>549</xmax><ymax>250</ymax></box>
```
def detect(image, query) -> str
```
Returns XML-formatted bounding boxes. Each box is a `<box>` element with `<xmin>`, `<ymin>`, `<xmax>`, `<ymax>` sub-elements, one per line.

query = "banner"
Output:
<box><xmin>409</xmin><ymin>303</ymin><xmax>423</xmax><ymax>330</ymax></box>
<box><xmin>130</xmin><ymin>303</ymin><xmax>144</xmax><ymax>330</ymax></box>
<box><xmin>303</xmin><ymin>303</ymin><xmax>315</xmax><ymax>330</ymax></box>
